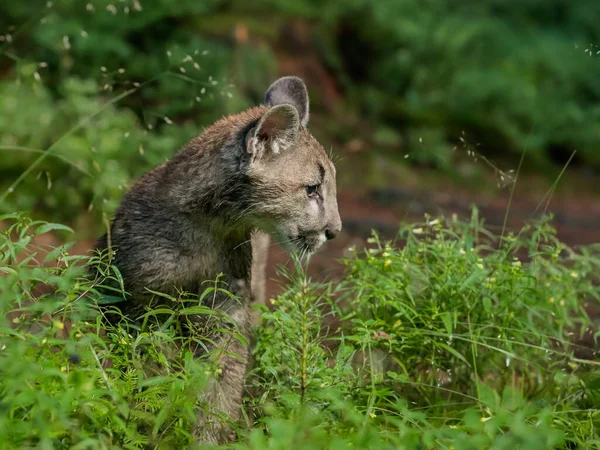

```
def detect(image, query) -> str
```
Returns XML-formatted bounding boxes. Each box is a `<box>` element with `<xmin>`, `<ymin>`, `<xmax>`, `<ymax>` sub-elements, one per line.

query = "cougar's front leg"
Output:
<box><xmin>193</xmin><ymin>282</ymin><xmax>251</xmax><ymax>444</ymax></box>
<box><xmin>250</xmin><ymin>232</ymin><xmax>270</xmax><ymax>325</ymax></box>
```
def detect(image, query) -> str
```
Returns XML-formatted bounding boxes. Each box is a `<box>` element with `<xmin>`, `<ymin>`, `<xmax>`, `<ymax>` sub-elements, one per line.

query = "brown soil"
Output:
<box><xmin>262</xmin><ymin>179</ymin><xmax>600</xmax><ymax>300</ymax></box>
<box><xmin>19</xmin><ymin>171</ymin><xmax>600</xmax><ymax>305</ymax></box>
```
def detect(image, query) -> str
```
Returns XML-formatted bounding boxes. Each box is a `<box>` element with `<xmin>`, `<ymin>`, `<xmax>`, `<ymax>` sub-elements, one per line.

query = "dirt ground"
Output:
<box><xmin>262</xmin><ymin>178</ymin><xmax>600</xmax><ymax>300</ymax></box>
<box><xmin>22</xmin><ymin>169</ymin><xmax>600</xmax><ymax>305</ymax></box>
<box><xmin>12</xmin><ymin>167</ymin><xmax>600</xmax><ymax>356</ymax></box>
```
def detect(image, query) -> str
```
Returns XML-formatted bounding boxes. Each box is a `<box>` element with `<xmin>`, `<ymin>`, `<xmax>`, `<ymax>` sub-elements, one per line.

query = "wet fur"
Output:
<box><xmin>94</xmin><ymin>77</ymin><xmax>341</xmax><ymax>444</ymax></box>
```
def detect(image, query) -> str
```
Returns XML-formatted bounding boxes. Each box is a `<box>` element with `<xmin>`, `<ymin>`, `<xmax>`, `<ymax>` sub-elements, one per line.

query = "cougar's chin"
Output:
<box><xmin>266</xmin><ymin>224</ymin><xmax>327</xmax><ymax>257</ymax></box>
<box><xmin>283</xmin><ymin>232</ymin><xmax>327</xmax><ymax>258</ymax></box>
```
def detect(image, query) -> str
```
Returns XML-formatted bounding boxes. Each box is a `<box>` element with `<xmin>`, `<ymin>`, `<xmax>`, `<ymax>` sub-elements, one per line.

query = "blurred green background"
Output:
<box><xmin>2</xmin><ymin>4</ymin><xmax>600</xmax><ymax>447</ymax></box>
<box><xmin>1</xmin><ymin>0</ymin><xmax>600</xmax><ymax>239</ymax></box>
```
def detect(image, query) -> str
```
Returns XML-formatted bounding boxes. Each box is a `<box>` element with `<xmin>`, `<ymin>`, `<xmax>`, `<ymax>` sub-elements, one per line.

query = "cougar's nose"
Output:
<box><xmin>325</xmin><ymin>220</ymin><xmax>342</xmax><ymax>241</ymax></box>
<box><xmin>325</xmin><ymin>207</ymin><xmax>342</xmax><ymax>241</ymax></box>
<box><xmin>325</xmin><ymin>228</ymin><xmax>338</xmax><ymax>240</ymax></box>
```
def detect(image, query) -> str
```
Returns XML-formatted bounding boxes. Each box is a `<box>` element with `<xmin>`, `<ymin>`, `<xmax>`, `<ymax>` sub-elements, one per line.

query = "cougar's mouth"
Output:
<box><xmin>268</xmin><ymin>225</ymin><xmax>327</xmax><ymax>257</ymax></box>
<box><xmin>285</xmin><ymin>232</ymin><xmax>327</xmax><ymax>257</ymax></box>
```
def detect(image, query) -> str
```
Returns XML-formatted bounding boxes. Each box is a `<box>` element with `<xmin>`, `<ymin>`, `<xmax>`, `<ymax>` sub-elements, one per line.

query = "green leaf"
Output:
<box><xmin>140</xmin><ymin>376</ymin><xmax>172</xmax><ymax>388</ymax></box>
<box><xmin>43</xmin><ymin>242</ymin><xmax>75</xmax><ymax>264</ymax></box>
<box><xmin>179</xmin><ymin>306</ymin><xmax>219</xmax><ymax>316</ymax></box>
<box><xmin>36</xmin><ymin>223</ymin><xmax>74</xmax><ymax>235</ymax></box>
<box><xmin>482</xmin><ymin>297</ymin><xmax>492</xmax><ymax>312</ymax></box>
<box><xmin>96</xmin><ymin>294</ymin><xmax>127</xmax><ymax>305</ymax></box>
<box><xmin>440</xmin><ymin>312</ymin><xmax>453</xmax><ymax>335</ymax></box>
<box><xmin>438</xmin><ymin>342</ymin><xmax>470</xmax><ymax>365</ymax></box>
<box><xmin>138</xmin><ymin>308</ymin><xmax>177</xmax><ymax>318</ymax></box>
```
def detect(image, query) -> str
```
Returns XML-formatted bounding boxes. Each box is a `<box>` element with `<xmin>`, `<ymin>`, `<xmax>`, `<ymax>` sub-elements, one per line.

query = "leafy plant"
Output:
<box><xmin>0</xmin><ymin>213</ymin><xmax>226</xmax><ymax>448</ymax></box>
<box><xmin>1</xmin><ymin>211</ymin><xmax>599</xmax><ymax>449</ymax></box>
<box><xmin>245</xmin><ymin>212</ymin><xmax>600</xmax><ymax>449</ymax></box>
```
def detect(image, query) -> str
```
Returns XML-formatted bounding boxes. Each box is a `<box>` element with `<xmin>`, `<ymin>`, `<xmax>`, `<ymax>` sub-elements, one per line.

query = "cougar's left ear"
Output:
<box><xmin>264</xmin><ymin>76</ymin><xmax>310</xmax><ymax>128</ymax></box>
<box><xmin>246</xmin><ymin>104</ymin><xmax>300</xmax><ymax>162</ymax></box>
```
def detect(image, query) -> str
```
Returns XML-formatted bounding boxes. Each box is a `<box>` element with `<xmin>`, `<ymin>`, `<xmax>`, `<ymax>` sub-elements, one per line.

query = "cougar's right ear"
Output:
<box><xmin>246</xmin><ymin>104</ymin><xmax>300</xmax><ymax>162</ymax></box>
<box><xmin>264</xmin><ymin>76</ymin><xmax>310</xmax><ymax>128</ymax></box>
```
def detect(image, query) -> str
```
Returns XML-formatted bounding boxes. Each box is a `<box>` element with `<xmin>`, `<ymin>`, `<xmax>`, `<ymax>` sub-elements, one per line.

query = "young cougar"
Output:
<box><xmin>95</xmin><ymin>76</ymin><xmax>341</xmax><ymax>443</ymax></box>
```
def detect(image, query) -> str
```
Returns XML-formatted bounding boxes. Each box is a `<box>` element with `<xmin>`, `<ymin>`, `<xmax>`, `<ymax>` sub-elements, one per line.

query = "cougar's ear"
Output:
<box><xmin>264</xmin><ymin>76</ymin><xmax>309</xmax><ymax>128</ymax></box>
<box><xmin>246</xmin><ymin>104</ymin><xmax>300</xmax><ymax>161</ymax></box>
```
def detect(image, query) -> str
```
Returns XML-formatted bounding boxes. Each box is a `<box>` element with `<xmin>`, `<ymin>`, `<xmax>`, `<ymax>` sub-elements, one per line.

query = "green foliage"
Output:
<box><xmin>344</xmin><ymin>212</ymin><xmax>598</xmax><ymax>400</ymax></box>
<box><xmin>1</xmin><ymin>0</ymin><xmax>269</xmax><ymax>120</ymax></box>
<box><xmin>1</xmin><ymin>212</ymin><xmax>599</xmax><ymax>448</ymax></box>
<box><xmin>316</xmin><ymin>0</ymin><xmax>600</xmax><ymax>168</ymax></box>
<box><xmin>0</xmin><ymin>77</ymin><xmax>198</xmax><ymax>226</ymax></box>
<box><xmin>2</xmin><ymin>0</ymin><xmax>600</xmax><ymax>227</ymax></box>
<box><xmin>0</xmin><ymin>73</ymin><xmax>237</xmax><ymax>234</ymax></box>
<box><xmin>1</xmin><ymin>1</ymin><xmax>600</xmax><ymax>448</ymax></box>
<box><xmin>244</xmin><ymin>213</ymin><xmax>600</xmax><ymax>449</ymax></box>
<box><xmin>0</xmin><ymin>213</ymin><xmax>219</xmax><ymax>448</ymax></box>
<box><xmin>0</xmin><ymin>0</ymin><xmax>277</xmax><ymax>229</ymax></box>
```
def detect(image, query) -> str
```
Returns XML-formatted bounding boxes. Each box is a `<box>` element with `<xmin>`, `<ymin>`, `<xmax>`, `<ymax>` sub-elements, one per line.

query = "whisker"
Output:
<box><xmin>231</xmin><ymin>238</ymin><xmax>253</xmax><ymax>253</ymax></box>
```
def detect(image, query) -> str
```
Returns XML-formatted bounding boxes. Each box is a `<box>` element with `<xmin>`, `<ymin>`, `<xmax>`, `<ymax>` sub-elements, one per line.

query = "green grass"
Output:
<box><xmin>1</xmin><ymin>211</ymin><xmax>599</xmax><ymax>449</ymax></box>
<box><xmin>2</xmin><ymin>3</ymin><xmax>599</xmax><ymax>448</ymax></box>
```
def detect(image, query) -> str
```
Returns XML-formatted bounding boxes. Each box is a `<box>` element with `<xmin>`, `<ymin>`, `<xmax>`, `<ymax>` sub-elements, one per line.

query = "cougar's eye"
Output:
<box><xmin>306</xmin><ymin>184</ymin><xmax>320</xmax><ymax>197</ymax></box>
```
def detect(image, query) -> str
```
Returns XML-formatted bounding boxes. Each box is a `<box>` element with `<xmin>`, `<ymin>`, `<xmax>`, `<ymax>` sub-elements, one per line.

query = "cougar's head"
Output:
<box><xmin>244</xmin><ymin>76</ymin><xmax>341</xmax><ymax>256</ymax></box>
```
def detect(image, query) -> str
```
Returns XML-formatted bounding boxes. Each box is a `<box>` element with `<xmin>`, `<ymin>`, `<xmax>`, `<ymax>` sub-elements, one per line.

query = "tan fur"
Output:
<box><xmin>94</xmin><ymin>77</ymin><xmax>341</xmax><ymax>444</ymax></box>
<box><xmin>250</xmin><ymin>232</ymin><xmax>270</xmax><ymax>323</ymax></box>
